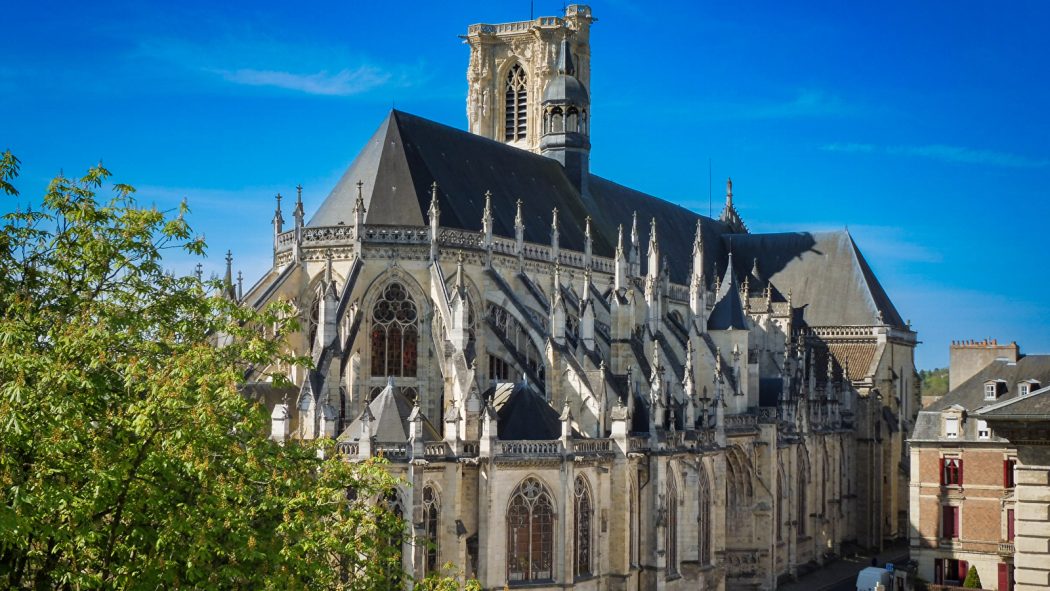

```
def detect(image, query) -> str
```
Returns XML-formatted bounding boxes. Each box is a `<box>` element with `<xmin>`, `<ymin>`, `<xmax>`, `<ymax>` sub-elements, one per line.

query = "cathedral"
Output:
<box><xmin>242</xmin><ymin>6</ymin><xmax>919</xmax><ymax>590</ymax></box>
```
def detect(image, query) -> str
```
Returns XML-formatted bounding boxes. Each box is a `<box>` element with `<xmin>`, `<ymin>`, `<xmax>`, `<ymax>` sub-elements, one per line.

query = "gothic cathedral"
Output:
<box><xmin>243</xmin><ymin>5</ymin><xmax>919</xmax><ymax>590</ymax></box>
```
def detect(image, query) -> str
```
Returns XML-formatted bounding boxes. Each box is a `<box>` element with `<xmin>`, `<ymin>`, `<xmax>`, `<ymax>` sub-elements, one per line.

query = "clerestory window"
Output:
<box><xmin>505</xmin><ymin>63</ymin><xmax>528</xmax><ymax>141</ymax></box>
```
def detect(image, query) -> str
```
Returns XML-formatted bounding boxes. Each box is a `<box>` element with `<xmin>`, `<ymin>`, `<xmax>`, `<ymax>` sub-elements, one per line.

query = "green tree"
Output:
<box><xmin>962</xmin><ymin>564</ymin><xmax>983</xmax><ymax>588</ymax></box>
<box><xmin>0</xmin><ymin>152</ymin><xmax>471</xmax><ymax>589</ymax></box>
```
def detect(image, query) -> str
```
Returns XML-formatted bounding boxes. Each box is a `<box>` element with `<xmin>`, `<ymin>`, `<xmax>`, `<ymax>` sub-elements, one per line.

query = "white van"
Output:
<box><xmin>856</xmin><ymin>566</ymin><xmax>893</xmax><ymax>591</ymax></box>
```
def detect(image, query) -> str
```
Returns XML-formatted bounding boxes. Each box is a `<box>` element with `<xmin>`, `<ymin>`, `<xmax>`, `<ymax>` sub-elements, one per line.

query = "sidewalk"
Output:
<box><xmin>779</xmin><ymin>541</ymin><xmax>910</xmax><ymax>591</ymax></box>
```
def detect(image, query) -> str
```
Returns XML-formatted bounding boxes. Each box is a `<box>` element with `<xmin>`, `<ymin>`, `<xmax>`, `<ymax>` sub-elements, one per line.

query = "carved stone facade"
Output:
<box><xmin>242</xmin><ymin>5</ymin><xmax>918</xmax><ymax>590</ymax></box>
<box><xmin>465</xmin><ymin>6</ymin><xmax>593</xmax><ymax>152</ymax></box>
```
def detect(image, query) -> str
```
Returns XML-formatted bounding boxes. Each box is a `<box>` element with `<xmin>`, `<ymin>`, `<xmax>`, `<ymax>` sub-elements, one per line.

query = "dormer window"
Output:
<box><xmin>945</xmin><ymin>416</ymin><xmax>959</xmax><ymax>439</ymax></box>
<box><xmin>977</xmin><ymin>420</ymin><xmax>990</xmax><ymax>439</ymax></box>
<box><xmin>985</xmin><ymin>383</ymin><xmax>997</xmax><ymax>400</ymax></box>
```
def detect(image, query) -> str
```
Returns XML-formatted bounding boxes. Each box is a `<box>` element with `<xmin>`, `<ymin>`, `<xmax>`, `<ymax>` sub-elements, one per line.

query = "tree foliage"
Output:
<box><xmin>0</xmin><ymin>153</ymin><xmax>467</xmax><ymax>589</ymax></box>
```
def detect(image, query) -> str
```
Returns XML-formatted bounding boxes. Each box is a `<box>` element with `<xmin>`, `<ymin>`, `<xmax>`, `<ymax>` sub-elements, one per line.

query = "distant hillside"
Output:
<box><xmin>919</xmin><ymin>367</ymin><xmax>949</xmax><ymax>400</ymax></box>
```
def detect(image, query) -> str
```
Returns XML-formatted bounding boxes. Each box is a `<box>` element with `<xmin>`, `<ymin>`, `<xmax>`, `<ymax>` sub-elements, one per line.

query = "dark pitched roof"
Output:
<box><xmin>309</xmin><ymin>110</ymin><xmax>905</xmax><ymax>328</ymax></box>
<box><xmin>978</xmin><ymin>387</ymin><xmax>1050</xmax><ymax>420</ymax></box>
<box><xmin>497</xmin><ymin>382</ymin><xmax>564</xmax><ymax>440</ymax></box>
<box><xmin>726</xmin><ymin>231</ymin><xmax>905</xmax><ymax>328</ymax></box>
<box><xmin>927</xmin><ymin>355</ymin><xmax>1050</xmax><ymax>413</ymax></box>
<box><xmin>708</xmin><ymin>253</ymin><xmax>748</xmax><ymax>330</ymax></box>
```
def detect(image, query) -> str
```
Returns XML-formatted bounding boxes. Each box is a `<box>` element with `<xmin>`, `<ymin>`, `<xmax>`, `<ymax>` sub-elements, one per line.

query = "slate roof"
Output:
<box><xmin>708</xmin><ymin>253</ymin><xmax>748</xmax><ymax>330</ymax></box>
<box><xmin>977</xmin><ymin>385</ymin><xmax>1050</xmax><ymax>420</ymax></box>
<box><xmin>496</xmin><ymin>382</ymin><xmax>566</xmax><ymax>440</ymax></box>
<box><xmin>910</xmin><ymin>355</ymin><xmax>1050</xmax><ymax>441</ymax></box>
<box><xmin>339</xmin><ymin>381</ymin><xmax>440</xmax><ymax>443</ymax></box>
<box><xmin>309</xmin><ymin>109</ymin><xmax>905</xmax><ymax>328</ymax></box>
<box><xmin>926</xmin><ymin>355</ymin><xmax>1050</xmax><ymax>413</ymax></box>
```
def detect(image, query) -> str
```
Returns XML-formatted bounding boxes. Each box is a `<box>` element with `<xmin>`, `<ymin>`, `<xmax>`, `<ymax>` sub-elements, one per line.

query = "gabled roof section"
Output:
<box><xmin>978</xmin><ymin>385</ymin><xmax>1050</xmax><ymax>420</ymax></box>
<box><xmin>708</xmin><ymin>254</ymin><xmax>748</xmax><ymax>330</ymax></box>
<box><xmin>727</xmin><ymin>230</ymin><xmax>905</xmax><ymax>328</ymax></box>
<box><xmin>927</xmin><ymin>355</ymin><xmax>1050</xmax><ymax>414</ymax></box>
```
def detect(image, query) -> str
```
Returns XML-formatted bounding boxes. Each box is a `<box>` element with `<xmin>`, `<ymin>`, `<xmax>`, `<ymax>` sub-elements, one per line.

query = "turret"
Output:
<box><xmin>540</xmin><ymin>33</ymin><xmax>591</xmax><ymax>193</ymax></box>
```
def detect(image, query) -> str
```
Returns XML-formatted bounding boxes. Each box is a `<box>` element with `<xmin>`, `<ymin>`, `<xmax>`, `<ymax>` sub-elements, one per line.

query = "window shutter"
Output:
<box><xmin>959</xmin><ymin>458</ymin><xmax>964</xmax><ymax>485</ymax></box>
<box><xmin>935</xmin><ymin>558</ymin><xmax>944</xmax><ymax>584</ymax></box>
<box><xmin>955</xmin><ymin>507</ymin><xmax>961</xmax><ymax>539</ymax></box>
<box><xmin>959</xmin><ymin>560</ymin><xmax>969</xmax><ymax>582</ymax></box>
<box><xmin>1008</xmin><ymin>508</ymin><xmax>1015</xmax><ymax>541</ymax></box>
<box><xmin>999</xmin><ymin>563</ymin><xmax>1009</xmax><ymax>590</ymax></box>
<box><xmin>939</xmin><ymin>457</ymin><xmax>946</xmax><ymax>485</ymax></box>
<box><xmin>942</xmin><ymin>506</ymin><xmax>952</xmax><ymax>538</ymax></box>
<box><xmin>1004</xmin><ymin>459</ymin><xmax>1010</xmax><ymax>487</ymax></box>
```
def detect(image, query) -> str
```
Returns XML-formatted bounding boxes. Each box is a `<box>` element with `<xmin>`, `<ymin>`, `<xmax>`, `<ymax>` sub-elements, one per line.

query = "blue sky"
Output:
<box><xmin>2</xmin><ymin>0</ymin><xmax>1048</xmax><ymax>369</ymax></box>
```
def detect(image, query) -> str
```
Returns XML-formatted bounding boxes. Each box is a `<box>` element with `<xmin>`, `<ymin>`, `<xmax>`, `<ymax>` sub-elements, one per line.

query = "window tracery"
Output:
<box><xmin>573</xmin><ymin>476</ymin><xmax>592</xmax><ymax>578</ymax></box>
<box><xmin>505</xmin><ymin>63</ymin><xmax>528</xmax><ymax>141</ymax></box>
<box><xmin>369</xmin><ymin>282</ymin><xmax>419</xmax><ymax>378</ymax></box>
<box><xmin>698</xmin><ymin>467</ymin><xmax>712</xmax><ymax>565</ymax></box>
<box><xmin>507</xmin><ymin>476</ymin><xmax>554</xmax><ymax>582</ymax></box>
<box><xmin>423</xmin><ymin>484</ymin><xmax>440</xmax><ymax>575</ymax></box>
<box><xmin>667</xmin><ymin>472</ymin><xmax>679</xmax><ymax>575</ymax></box>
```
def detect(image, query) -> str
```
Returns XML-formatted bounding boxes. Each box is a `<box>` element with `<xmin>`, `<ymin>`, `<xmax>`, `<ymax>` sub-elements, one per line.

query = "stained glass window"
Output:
<box><xmin>507</xmin><ymin>477</ymin><xmax>554</xmax><ymax>582</ymax></box>
<box><xmin>370</xmin><ymin>283</ymin><xmax>419</xmax><ymax>378</ymax></box>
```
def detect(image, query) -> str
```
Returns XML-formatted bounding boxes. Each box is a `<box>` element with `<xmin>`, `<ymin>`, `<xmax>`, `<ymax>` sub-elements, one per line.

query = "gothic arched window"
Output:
<box><xmin>384</xmin><ymin>490</ymin><xmax>406</xmax><ymax>585</ymax></box>
<box><xmin>798</xmin><ymin>448</ymin><xmax>810</xmax><ymax>538</ymax></box>
<box><xmin>666</xmin><ymin>472</ymin><xmax>679</xmax><ymax>575</ymax></box>
<box><xmin>507</xmin><ymin>477</ymin><xmax>554</xmax><ymax>582</ymax></box>
<box><xmin>573</xmin><ymin>475</ymin><xmax>593</xmax><ymax>578</ymax></box>
<box><xmin>423</xmin><ymin>484</ymin><xmax>440</xmax><ymax>575</ymax></box>
<box><xmin>698</xmin><ymin>467</ymin><xmax>711</xmax><ymax>566</ymax></box>
<box><xmin>370</xmin><ymin>282</ymin><xmax>419</xmax><ymax>378</ymax></box>
<box><xmin>504</xmin><ymin>63</ymin><xmax>528</xmax><ymax>142</ymax></box>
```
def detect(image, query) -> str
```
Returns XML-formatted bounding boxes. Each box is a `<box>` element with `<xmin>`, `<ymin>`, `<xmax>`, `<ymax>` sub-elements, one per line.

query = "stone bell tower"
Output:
<box><xmin>463</xmin><ymin>5</ymin><xmax>594</xmax><ymax>153</ymax></box>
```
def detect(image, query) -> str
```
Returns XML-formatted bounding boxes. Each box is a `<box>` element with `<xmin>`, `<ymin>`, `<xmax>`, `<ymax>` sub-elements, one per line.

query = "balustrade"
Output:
<box><xmin>498</xmin><ymin>439</ymin><xmax>561</xmax><ymax>456</ymax></box>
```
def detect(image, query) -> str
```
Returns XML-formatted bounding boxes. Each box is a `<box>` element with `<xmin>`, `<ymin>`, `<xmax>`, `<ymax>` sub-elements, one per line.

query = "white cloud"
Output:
<box><xmin>213</xmin><ymin>66</ymin><xmax>390</xmax><ymax>96</ymax></box>
<box><xmin>822</xmin><ymin>142</ymin><xmax>1048</xmax><ymax>168</ymax></box>
<box><xmin>136</xmin><ymin>34</ymin><xmax>424</xmax><ymax>97</ymax></box>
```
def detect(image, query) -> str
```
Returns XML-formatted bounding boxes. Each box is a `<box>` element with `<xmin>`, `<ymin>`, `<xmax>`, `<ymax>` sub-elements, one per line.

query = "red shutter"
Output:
<box><xmin>999</xmin><ymin>563</ymin><xmax>1009</xmax><ymax>590</ymax></box>
<box><xmin>959</xmin><ymin>458</ymin><xmax>964</xmax><ymax>485</ymax></box>
<box><xmin>935</xmin><ymin>559</ymin><xmax>944</xmax><ymax>584</ymax></box>
<box><xmin>942</xmin><ymin>506</ymin><xmax>952</xmax><ymax>538</ymax></box>
<box><xmin>940</xmin><ymin>457</ymin><xmax>946</xmax><ymax>485</ymax></box>
<box><xmin>958</xmin><ymin>560</ymin><xmax>969</xmax><ymax>582</ymax></box>
<box><xmin>1008</xmin><ymin>509</ymin><xmax>1015</xmax><ymax>541</ymax></box>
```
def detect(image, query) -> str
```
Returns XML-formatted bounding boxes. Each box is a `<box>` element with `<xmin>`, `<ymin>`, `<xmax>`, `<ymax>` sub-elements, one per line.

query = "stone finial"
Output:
<box><xmin>550</xmin><ymin>207</ymin><xmax>560</xmax><ymax>262</ymax></box>
<box><xmin>726</xmin><ymin>177</ymin><xmax>733</xmax><ymax>207</ymax></box>
<box><xmin>514</xmin><ymin>198</ymin><xmax>524</xmax><ymax>230</ymax></box>
<box><xmin>236</xmin><ymin>271</ymin><xmax>243</xmax><ymax>301</ymax></box>
<box><xmin>194</xmin><ymin>262</ymin><xmax>203</xmax><ymax>281</ymax></box>
<box><xmin>428</xmin><ymin>181</ymin><xmax>441</xmax><ymax>221</ymax></box>
<box><xmin>273</xmin><ymin>192</ymin><xmax>284</xmax><ymax>233</ymax></box>
<box><xmin>324</xmin><ymin>248</ymin><xmax>334</xmax><ymax>284</ymax></box>
<box><xmin>481</xmin><ymin>190</ymin><xmax>493</xmax><ymax>249</ymax></box>
<box><xmin>584</xmin><ymin>215</ymin><xmax>593</xmax><ymax>267</ymax></box>
<box><xmin>223</xmin><ymin>250</ymin><xmax>235</xmax><ymax>299</ymax></box>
